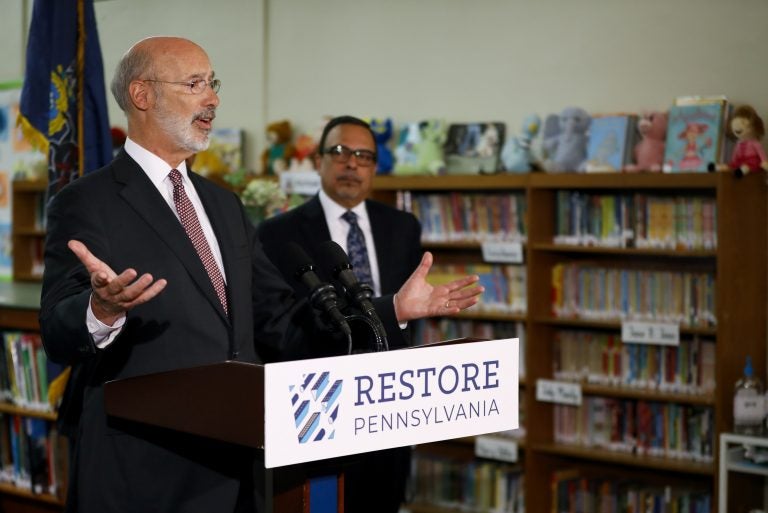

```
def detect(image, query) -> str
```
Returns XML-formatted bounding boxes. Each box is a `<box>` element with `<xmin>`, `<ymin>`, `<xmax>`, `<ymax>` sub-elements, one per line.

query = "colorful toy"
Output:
<box><xmin>711</xmin><ymin>105</ymin><xmax>768</xmax><ymax>177</ymax></box>
<box><xmin>368</xmin><ymin>118</ymin><xmax>394</xmax><ymax>174</ymax></box>
<box><xmin>501</xmin><ymin>114</ymin><xmax>541</xmax><ymax>172</ymax></box>
<box><xmin>393</xmin><ymin>120</ymin><xmax>447</xmax><ymax>175</ymax></box>
<box><xmin>625</xmin><ymin>111</ymin><xmax>668</xmax><ymax>172</ymax></box>
<box><xmin>261</xmin><ymin>120</ymin><xmax>295</xmax><ymax>175</ymax></box>
<box><xmin>541</xmin><ymin>107</ymin><xmax>591</xmax><ymax>172</ymax></box>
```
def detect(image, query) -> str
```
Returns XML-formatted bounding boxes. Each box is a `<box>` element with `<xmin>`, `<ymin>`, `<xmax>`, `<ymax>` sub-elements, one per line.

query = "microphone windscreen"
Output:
<box><xmin>317</xmin><ymin>240</ymin><xmax>350</xmax><ymax>272</ymax></box>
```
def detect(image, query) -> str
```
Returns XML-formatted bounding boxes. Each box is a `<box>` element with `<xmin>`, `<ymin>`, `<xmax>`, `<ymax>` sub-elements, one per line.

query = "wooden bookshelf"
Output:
<box><xmin>11</xmin><ymin>180</ymin><xmax>47</xmax><ymax>282</ymax></box>
<box><xmin>372</xmin><ymin>172</ymin><xmax>767</xmax><ymax>513</ymax></box>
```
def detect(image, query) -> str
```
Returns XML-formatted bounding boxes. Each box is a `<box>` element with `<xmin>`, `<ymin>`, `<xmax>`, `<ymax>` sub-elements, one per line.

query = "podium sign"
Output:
<box><xmin>264</xmin><ymin>337</ymin><xmax>518</xmax><ymax>468</ymax></box>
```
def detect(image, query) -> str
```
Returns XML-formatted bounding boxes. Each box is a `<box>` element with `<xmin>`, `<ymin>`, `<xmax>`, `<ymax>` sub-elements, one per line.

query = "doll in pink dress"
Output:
<box><xmin>723</xmin><ymin>105</ymin><xmax>768</xmax><ymax>177</ymax></box>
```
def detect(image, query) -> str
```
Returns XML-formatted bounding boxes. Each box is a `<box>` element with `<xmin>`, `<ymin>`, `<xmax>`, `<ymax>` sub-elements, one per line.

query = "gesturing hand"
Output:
<box><xmin>68</xmin><ymin>240</ymin><xmax>167</xmax><ymax>326</ymax></box>
<box><xmin>393</xmin><ymin>252</ymin><xmax>483</xmax><ymax>323</ymax></box>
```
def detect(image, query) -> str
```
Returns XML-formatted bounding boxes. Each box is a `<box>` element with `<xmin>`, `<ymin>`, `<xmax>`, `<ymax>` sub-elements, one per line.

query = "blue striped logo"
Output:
<box><xmin>290</xmin><ymin>372</ymin><xmax>343</xmax><ymax>444</ymax></box>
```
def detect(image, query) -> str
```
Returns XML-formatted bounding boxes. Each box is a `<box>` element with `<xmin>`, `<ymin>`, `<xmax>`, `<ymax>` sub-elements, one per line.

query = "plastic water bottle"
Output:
<box><xmin>734</xmin><ymin>356</ymin><xmax>765</xmax><ymax>435</ymax></box>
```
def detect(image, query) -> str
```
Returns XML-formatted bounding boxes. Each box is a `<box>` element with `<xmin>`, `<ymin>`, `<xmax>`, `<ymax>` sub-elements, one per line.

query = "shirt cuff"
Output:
<box><xmin>87</xmin><ymin>296</ymin><xmax>126</xmax><ymax>349</ymax></box>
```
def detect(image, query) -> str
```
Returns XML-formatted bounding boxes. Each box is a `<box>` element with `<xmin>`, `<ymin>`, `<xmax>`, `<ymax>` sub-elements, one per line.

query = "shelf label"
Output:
<box><xmin>621</xmin><ymin>321</ymin><xmax>679</xmax><ymax>346</ymax></box>
<box><xmin>536</xmin><ymin>379</ymin><xmax>582</xmax><ymax>406</ymax></box>
<box><xmin>481</xmin><ymin>241</ymin><xmax>523</xmax><ymax>263</ymax></box>
<box><xmin>475</xmin><ymin>435</ymin><xmax>518</xmax><ymax>463</ymax></box>
<box><xmin>279</xmin><ymin>171</ymin><xmax>321</xmax><ymax>196</ymax></box>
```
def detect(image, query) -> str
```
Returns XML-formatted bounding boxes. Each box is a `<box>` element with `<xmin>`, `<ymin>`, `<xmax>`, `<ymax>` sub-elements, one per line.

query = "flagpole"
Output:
<box><xmin>77</xmin><ymin>0</ymin><xmax>85</xmax><ymax>177</ymax></box>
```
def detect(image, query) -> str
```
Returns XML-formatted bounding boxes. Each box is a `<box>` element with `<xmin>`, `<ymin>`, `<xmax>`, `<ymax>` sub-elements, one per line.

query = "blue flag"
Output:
<box><xmin>18</xmin><ymin>0</ymin><xmax>112</xmax><ymax>199</ymax></box>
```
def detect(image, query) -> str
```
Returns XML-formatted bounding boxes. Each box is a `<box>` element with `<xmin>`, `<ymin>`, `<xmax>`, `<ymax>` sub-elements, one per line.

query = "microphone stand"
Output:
<box><xmin>342</xmin><ymin>313</ymin><xmax>388</xmax><ymax>354</ymax></box>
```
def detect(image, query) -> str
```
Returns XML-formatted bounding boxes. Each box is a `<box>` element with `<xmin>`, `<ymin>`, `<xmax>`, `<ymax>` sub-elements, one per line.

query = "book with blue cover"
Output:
<box><xmin>663</xmin><ymin>98</ymin><xmax>728</xmax><ymax>172</ymax></box>
<box><xmin>584</xmin><ymin>115</ymin><xmax>637</xmax><ymax>172</ymax></box>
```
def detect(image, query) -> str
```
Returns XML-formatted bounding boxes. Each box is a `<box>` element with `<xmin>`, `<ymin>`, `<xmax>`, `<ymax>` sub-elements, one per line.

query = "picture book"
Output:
<box><xmin>584</xmin><ymin>115</ymin><xmax>638</xmax><ymax>172</ymax></box>
<box><xmin>443</xmin><ymin>122</ymin><xmax>505</xmax><ymax>175</ymax></box>
<box><xmin>663</xmin><ymin>99</ymin><xmax>728</xmax><ymax>172</ymax></box>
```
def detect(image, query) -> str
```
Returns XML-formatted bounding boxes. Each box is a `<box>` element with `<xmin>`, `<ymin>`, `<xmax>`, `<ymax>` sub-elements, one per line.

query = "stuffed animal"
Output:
<box><xmin>710</xmin><ymin>105</ymin><xmax>768</xmax><ymax>177</ymax></box>
<box><xmin>501</xmin><ymin>114</ymin><xmax>541</xmax><ymax>173</ymax></box>
<box><xmin>368</xmin><ymin>118</ymin><xmax>394</xmax><ymax>174</ymax></box>
<box><xmin>393</xmin><ymin>120</ymin><xmax>447</xmax><ymax>175</ymax></box>
<box><xmin>625</xmin><ymin>111</ymin><xmax>668</xmax><ymax>172</ymax></box>
<box><xmin>261</xmin><ymin>120</ymin><xmax>295</xmax><ymax>175</ymax></box>
<box><xmin>541</xmin><ymin>107</ymin><xmax>591</xmax><ymax>172</ymax></box>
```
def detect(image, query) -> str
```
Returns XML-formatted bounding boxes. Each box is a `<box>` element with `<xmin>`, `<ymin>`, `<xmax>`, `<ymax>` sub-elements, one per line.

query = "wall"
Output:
<box><xmin>1</xmin><ymin>0</ymin><xmax>767</xmax><ymax>170</ymax></box>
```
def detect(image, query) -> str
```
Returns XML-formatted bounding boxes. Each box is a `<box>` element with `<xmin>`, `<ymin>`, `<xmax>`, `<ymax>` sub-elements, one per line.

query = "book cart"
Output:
<box><xmin>372</xmin><ymin>171</ymin><xmax>767</xmax><ymax>513</ymax></box>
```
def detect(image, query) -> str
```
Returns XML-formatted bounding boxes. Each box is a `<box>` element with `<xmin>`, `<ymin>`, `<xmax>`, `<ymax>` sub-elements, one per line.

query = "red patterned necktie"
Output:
<box><xmin>168</xmin><ymin>169</ymin><xmax>229</xmax><ymax>315</ymax></box>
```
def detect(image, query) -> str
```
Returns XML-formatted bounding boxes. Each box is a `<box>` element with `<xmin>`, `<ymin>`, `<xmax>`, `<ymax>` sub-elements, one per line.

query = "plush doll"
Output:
<box><xmin>625</xmin><ymin>111</ymin><xmax>668</xmax><ymax>172</ymax></box>
<box><xmin>368</xmin><ymin>118</ymin><xmax>394</xmax><ymax>174</ymax></box>
<box><xmin>261</xmin><ymin>120</ymin><xmax>295</xmax><ymax>175</ymax></box>
<box><xmin>541</xmin><ymin>107</ymin><xmax>591</xmax><ymax>172</ymax></box>
<box><xmin>711</xmin><ymin>105</ymin><xmax>768</xmax><ymax>177</ymax></box>
<box><xmin>393</xmin><ymin>120</ymin><xmax>447</xmax><ymax>175</ymax></box>
<box><xmin>501</xmin><ymin>114</ymin><xmax>541</xmax><ymax>173</ymax></box>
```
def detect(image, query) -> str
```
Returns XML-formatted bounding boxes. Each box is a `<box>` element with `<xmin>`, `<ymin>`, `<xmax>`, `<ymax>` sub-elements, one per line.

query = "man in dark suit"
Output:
<box><xmin>257</xmin><ymin>116</ymin><xmax>421</xmax><ymax>513</ymax></box>
<box><xmin>39</xmin><ymin>37</ymin><xmax>481</xmax><ymax>513</ymax></box>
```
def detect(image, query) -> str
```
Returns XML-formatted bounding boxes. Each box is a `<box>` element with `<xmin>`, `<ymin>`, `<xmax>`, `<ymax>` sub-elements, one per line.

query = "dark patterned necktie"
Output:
<box><xmin>168</xmin><ymin>169</ymin><xmax>229</xmax><ymax>315</ymax></box>
<box><xmin>341</xmin><ymin>210</ymin><xmax>374</xmax><ymax>286</ymax></box>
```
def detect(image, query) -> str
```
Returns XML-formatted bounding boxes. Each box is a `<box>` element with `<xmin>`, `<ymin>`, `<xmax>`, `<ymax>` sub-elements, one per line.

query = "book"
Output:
<box><xmin>663</xmin><ymin>98</ymin><xmax>729</xmax><ymax>172</ymax></box>
<box><xmin>584</xmin><ymin>115</ymin><xmax>638</xmax><ymax>172</ymax></box>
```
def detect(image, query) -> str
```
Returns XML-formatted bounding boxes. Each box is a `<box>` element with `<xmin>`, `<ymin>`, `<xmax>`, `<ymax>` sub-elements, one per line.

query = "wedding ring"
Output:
<box><xmin>445</xmin><ymin>300</ymin><xmax>451</xmax><ymax>309</ymax></box>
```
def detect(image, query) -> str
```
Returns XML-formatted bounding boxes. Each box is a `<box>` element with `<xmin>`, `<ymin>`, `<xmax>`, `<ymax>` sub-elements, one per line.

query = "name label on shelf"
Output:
<box><xmin>536</xmin><ymin>379</ymin><xmax>582</xmax><ymax>406</ymax></box>
<box><xmin>621</xmin><ymin>321</ymin><xmax>680</xmax><ymax>346</ymax></box>
<box><xmin>475</xmin><ymin>435</ymin><xmax>518</xmax><ymax>463</ymax></box>
<box><xmin>279</xmin><ymin>171</ymin><xmax>321</xmax><ymax>196</ymax></box>
<box><xmin>481</xmin><ymin>241</ymin><xmax>524</xmax><ymax>263</ymax></box>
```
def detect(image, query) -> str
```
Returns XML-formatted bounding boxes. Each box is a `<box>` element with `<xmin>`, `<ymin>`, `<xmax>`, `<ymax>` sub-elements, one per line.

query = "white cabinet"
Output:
<box><xmin>719</xmin><ymin>432</ymin><xmax>768</xmax><ymax>513</ymax></box>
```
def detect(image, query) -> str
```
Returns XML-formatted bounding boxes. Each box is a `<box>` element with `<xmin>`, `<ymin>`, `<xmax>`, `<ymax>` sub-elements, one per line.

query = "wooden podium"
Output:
<box><xmin>104</xmin><ymin>338</ymin><xmax>518</xmax><ymax>513</ymax></box>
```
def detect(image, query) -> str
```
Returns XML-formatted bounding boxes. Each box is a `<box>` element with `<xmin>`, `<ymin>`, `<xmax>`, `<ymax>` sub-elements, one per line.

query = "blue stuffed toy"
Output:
<box><xmin>368</xmin><ymin>117</ymin><xmax>394</xmax><ymax>174</ymax></box>
<box><xmin>501</xmin><ymin>114</ymin><xmax>541</xmax><ymax>172</ymax></box>
<box><xmin>542</xmin><ymin>107</ymin><xmax>591</xmax><ymax>172</ymax></box>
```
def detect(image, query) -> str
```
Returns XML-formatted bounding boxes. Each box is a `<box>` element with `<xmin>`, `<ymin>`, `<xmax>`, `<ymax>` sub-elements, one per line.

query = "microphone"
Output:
<box><xmin>317</xmin><ymin>240</ymin><xmax>388</xmax><ymax>351</ymax></box>
<box><xmin>283</xmin><ymin>242</ymin><xmax>351</xmax><ymax>338</ymax></box>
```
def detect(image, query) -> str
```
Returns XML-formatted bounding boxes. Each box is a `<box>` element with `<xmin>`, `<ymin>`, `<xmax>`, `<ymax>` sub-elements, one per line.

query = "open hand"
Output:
<box><xmin>393</xmin><ymin>252</ymin><xmax>483</xmax><ymax>323</ymax></box>
<box><xmin>68</xmin><ymin>240</ymin><xmax>167</xmax><ymax>325</ymax></box>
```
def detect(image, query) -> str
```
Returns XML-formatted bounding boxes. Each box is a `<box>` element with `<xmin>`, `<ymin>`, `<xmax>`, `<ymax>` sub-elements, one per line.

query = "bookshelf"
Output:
<box><xmin>0</xmin><ymin>281</ymin><xmax>64</xmax><ymax>512</ymax></box>
<box><xmin>372</xmin><ymin>171</ymin><xmax>767</xmax><ymax>512</ymax></box>
<box><xmin>11</xmin><ymin>180</ymin><xmax>46</xmax><ymax>282</ymax></box>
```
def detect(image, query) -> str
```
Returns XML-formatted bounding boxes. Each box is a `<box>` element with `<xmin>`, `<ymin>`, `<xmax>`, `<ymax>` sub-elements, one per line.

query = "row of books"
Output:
<box><xmin>554</xmin><ymin>398</ymin><xmax>713</xmax><ymax>462</ymax></box>
<box><xmin>413</xmin><ymin>319</ymin><xmax>526</xmax><ymax>379</ymax></box>
<box><xmin>553</xmin><ymin>331</ymin><xmax>716</xmax><ymax>395</ymax></box>
<box><xmin>554</xmin><ymin>192</ymin><xmax>717</xmax><ymax>250</ymax></box>
<box><xmin>398</xmin><ymin>191</ymin><xmax>528</xmax><ymax>242</ymax></box>
<box><xmin>428</xmin><ymin>264</ymin><xmax>526</xmax><ymax>314</ymax></box>
<box><xmin>551</xmin><ymin>263</ymin><xmax>716</xmax><ymax>328</ymax></box>
<box><xmin>1</xmin><ymin>332</ymin><xmax>65</xmax><ymax>412</ymax></box>
<box><xmin>552</xmin><ymin>470</ymin><xmax>711</xmax><ymax>513</ymax></box>
<box><xmin>0</xmin><ymin>414</ymin><xmax>67</xmax><ymax>498</ymax></box>
<box><xmin>409</xmin><ymin>453</ymin><xmax>524</xmax><ymax>512</ymax></box>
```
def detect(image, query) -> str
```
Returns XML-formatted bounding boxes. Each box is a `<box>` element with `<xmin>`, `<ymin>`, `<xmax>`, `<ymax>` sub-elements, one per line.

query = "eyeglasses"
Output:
<box><xmin>142</xmin><ymin>78</ymin><xmax>221</xmax><ymax>94</ymax></box>
<box><xmin>322</xmin><ymin>144</ymin><xmax>377</xmax><ymax>166</ymax></box>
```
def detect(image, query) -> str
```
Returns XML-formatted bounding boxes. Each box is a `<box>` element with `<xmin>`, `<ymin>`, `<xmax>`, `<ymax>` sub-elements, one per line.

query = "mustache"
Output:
<box><xmin>193</xmin><ymin>109</ymin><xmax>216</xmax><ymax>122</ymax></box>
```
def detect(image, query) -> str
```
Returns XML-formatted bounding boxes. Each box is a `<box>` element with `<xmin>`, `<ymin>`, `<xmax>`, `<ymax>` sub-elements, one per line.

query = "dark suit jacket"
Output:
<box><xmin>257</xmin><ymin>195</ymin><xmax>423</xmax><ymax>350</ymax></box>
<box><xmin>39</xmin><ymin>151</ymin><xmax>319</xmax><ymax>513</ymax></box>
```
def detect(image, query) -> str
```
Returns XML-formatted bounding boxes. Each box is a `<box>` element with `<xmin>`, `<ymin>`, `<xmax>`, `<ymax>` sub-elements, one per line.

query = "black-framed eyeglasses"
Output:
<box><xmin>142</xmin><ymin>78</ymin><xmax>221</xmax><ymax>94</ymax></box>
<box><xmin>322</xmin><ymin>144</ymin><xmax>377</xmax><ymax>166</ymax></box>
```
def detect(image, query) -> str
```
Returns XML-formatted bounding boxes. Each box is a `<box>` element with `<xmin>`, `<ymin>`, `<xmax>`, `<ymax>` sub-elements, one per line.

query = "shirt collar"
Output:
<box><xmin>124</xmin><ymin>137</ymin><xmax>189</xmax><ymax>186</ymax></box>
<box><xmin>318</xmin><ymin>189</ymin><xmax>368</xmax><ymax>223</ymax></box>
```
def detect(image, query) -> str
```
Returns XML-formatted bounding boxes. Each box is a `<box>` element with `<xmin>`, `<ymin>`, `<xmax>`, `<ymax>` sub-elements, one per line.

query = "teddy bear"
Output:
<box><xmin>368</xmin><ymin>117</ymin><xmax>394</xmax><ymax>174</ymax></box>
<box><xmin>541</xmin><ymin>107</ymin><xmax>591</xmax><ymax>172</ymax></box>
<box><xmin>261</xmin><ymin>120</ymin><xmax>295</xmax><ymax>175</ymax></box>
<box><xmin>625</xmin><ymin>111</ymin><xmax>668</xmax><ymax>172</ymax></box>
<box><xmin>501</xmin><ymin>114</ymin><xmax>541</xmax><ymax>173</ymax></box>
<box><xmin>710</xmin><ymin>105</ymin><xmax>768</xmax><ymax>177</ymax></box>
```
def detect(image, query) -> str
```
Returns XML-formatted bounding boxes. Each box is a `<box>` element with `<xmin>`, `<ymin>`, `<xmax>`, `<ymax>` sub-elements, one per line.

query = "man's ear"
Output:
<box><xmin>313</xmin><ymin>152</ymin><xmax>322</xmax><ymax>171</ymax></box>
<box><xmin>129</xmin><ymin>80</ymin><xmax>151</xmax><ymax>111</ymax></box>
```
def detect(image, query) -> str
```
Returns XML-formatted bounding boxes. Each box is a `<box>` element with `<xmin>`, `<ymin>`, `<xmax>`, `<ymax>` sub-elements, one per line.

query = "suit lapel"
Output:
<box><xmin>113</xmin><ymin>154</ymin><xmax>229</xmax><ymax>322</ymax></box>
<box><xmin>299</xmin><ymin>196</ymin><xmax>333</xmax><ymax>254</ymax></box>
<box><xmin>367</xmin><ymin>201</ymin><xmax>396</xmax><ymax>293</ymax></box>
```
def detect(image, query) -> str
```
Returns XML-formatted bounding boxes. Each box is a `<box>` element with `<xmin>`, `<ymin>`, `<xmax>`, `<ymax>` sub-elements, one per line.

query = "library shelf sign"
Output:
<box><xmin>263</xmin><ymin>338</ymin><xmax>519</xmax><ymax>468</ymax></box>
